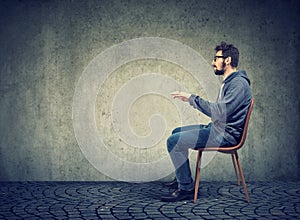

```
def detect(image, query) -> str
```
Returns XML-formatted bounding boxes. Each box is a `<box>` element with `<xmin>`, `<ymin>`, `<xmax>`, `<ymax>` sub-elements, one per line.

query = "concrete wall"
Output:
<box><xmin>0</xmin><ymin>0</ymin><xmax>299</xmax><ymax>181</ymax></box>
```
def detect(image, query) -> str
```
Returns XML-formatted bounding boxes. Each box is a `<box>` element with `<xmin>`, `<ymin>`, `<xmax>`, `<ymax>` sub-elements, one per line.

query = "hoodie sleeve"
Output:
<box><xmin>189</xmin><ymin>94</ymin><xmax>213</xmax><ymax>117</ymax></box>
<box><xmin>188</xmin><ymin>77</ymin><xmax>248</xmax><ymax>120</ymax></box>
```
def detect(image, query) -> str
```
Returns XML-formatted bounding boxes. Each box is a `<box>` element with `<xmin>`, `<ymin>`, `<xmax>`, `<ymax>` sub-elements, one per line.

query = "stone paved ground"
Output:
<box><xmin>0</xmin><ymin>181</ymin><xmax>299</xmax><ymax>219</ymax></box>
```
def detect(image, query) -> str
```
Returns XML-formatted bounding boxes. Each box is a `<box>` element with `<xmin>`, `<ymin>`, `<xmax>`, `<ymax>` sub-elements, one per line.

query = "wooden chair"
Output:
<box><xmin>193</xmin><ymin>99</ymin><xmax>254</xmax><ymax>204</ymax></box>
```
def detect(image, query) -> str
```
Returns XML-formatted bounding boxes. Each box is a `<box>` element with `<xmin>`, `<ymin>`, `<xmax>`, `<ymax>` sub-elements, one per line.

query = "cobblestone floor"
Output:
<box><xmin>0</xmin><ymin>181</ymin><xmax>299</xmax><ymax>219</ymax></box>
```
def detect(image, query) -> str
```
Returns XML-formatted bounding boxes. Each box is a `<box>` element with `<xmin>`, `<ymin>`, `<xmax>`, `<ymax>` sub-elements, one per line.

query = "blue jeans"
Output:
<box><xmin>166</xmin><ymin>123</ymin><xmax>230</xmax><ymax>191</ymax></box>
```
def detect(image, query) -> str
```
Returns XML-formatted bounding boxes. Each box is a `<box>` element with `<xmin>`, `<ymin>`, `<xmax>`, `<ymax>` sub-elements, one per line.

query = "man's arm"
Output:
<box><xmin>170</xmin><ymin>91</ymin><xmax>214</xmax><ymax>116</ymax></box>
<box><xmin>189</xmin><ymin>79</ymin><xmax>250</xmax><ymax>120</ymax></box>
<box><xmin>171</xmin><ymin>79</ymin><xmax>249</xmax><ymax>120</ymax></box>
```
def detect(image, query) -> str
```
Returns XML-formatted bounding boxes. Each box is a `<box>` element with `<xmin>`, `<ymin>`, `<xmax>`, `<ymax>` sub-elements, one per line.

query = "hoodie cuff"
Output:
<box><xmin>189</xmin><ymin>94</ymin><xmax>197</xmax><ymax>106</ymax></box>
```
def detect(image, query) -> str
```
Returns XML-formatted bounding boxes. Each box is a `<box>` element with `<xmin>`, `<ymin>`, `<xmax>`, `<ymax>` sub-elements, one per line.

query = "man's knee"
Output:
<box><xmin>167</xmin><ymin>135</ymin><xmax>178</xmax><ymax>153</ymax></box>
<box><xmin>171</xmin><ymin>127</ymin><xmax>181</xmax><ymax>134</ymax></box>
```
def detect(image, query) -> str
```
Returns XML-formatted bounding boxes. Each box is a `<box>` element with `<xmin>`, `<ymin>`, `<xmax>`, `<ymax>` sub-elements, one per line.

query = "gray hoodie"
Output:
<box><xmin>189</xmin><ymin>70</ymin><xmax>252</xmax><ymax>145</ymax></box>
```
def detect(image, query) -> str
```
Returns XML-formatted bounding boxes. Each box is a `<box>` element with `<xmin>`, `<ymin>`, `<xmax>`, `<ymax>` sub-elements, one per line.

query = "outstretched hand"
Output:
<box><xmin>170</xmin><ymin>91</ymin><xmax>191</xmax><ymax>102</ymax></box>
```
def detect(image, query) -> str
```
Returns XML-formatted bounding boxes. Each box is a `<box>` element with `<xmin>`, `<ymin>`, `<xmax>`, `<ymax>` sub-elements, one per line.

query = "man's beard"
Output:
<box><xmin>214</xmin><ymin>68</ymin><xmax>224</xmax><ymax>75</ymax></box>
<box><xmin>214</xmin><ymin>62</ymin><xmax>225</xmax><ymax>75</ymax></box>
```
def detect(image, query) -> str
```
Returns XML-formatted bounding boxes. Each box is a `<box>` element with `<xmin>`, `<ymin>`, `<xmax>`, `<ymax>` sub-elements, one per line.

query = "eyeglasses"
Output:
<box><xmin>213</xmin><ymin>56</ymin><xmax>225</xmax><ymax>62</ymax></box>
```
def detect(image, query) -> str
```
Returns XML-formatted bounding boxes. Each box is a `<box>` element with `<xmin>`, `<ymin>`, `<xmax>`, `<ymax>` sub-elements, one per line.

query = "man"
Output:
<box><xmin>161</xmin><ymin>42</ymin><xmax>252</xmax><ymax>202</ymax></box>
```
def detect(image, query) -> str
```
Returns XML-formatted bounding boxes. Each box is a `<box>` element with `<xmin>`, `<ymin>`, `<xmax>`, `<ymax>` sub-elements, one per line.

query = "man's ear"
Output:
<box><xmin>225</xmin><ymin>56</ymin><xmax>232</xmax><ymax>65</ymax></box>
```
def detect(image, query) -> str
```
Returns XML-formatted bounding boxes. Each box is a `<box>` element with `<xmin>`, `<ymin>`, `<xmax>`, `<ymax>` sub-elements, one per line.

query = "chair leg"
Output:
<box><xmin>194</xmin><ymin>150</ymin><xmax>202</xmax><ymax>204</ymax></box>
<box><xmin>231</xmin><ymin>153</ymin><xmax>240</xmax><ymax>186</ymax></box>
<box><xmin>234</xmin><ymin>152</ymin><xmax>250</xmax><ymax>203</ymax></box>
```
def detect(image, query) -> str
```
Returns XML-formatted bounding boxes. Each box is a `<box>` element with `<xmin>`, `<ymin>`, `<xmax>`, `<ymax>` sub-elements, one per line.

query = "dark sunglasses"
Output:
<box><xmin>213</xmin><ymin>56</ymin><xmax>225</xmax><ymax>62</ymax></box>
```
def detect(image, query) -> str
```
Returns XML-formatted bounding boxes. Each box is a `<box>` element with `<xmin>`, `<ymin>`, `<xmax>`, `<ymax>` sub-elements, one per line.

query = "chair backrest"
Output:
<box><xmin>235</xmin><ymin>98</ymin><xmax>254</xmax><ymax>150</ymax></box>
<box><xmin>203</xmin><ymin>98</ymin><xmax>254</xmax><ymax>152</ymax></box>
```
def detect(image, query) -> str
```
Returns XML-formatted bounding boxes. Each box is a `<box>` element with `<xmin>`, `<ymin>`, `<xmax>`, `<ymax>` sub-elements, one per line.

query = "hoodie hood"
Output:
<box><xmin>224</xmin><ymin>70</ymin><xmax>251</xmax><ymax>85</ymax></box>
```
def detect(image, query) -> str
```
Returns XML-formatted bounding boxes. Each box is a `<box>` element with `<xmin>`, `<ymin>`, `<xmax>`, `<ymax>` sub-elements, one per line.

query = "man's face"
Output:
<box><xmin>212</xmin><ymin>50</ymin><xmax>225</xmax><ymax>75</ymax></box>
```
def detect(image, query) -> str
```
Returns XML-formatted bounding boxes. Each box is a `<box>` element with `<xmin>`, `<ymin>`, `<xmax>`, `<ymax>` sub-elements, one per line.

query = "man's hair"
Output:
<box><xmin>215</xmin><ymin>42</ymin><xmax>239</xmax><ymax>68</ymax></box>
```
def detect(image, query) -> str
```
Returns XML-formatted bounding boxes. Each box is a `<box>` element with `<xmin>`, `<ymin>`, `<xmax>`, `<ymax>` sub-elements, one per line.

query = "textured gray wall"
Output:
<box><xmin>0</xmin><ymin>0</ymin><xmax>299</xmax><ymax>181</ymax></box>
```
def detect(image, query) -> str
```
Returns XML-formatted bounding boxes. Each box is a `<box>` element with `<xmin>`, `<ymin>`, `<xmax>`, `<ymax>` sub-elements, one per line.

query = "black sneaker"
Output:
<box><xmin>161</xmin><ymin>189</ymin><xmax>194</xmax><ymax>202</ymax></box>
